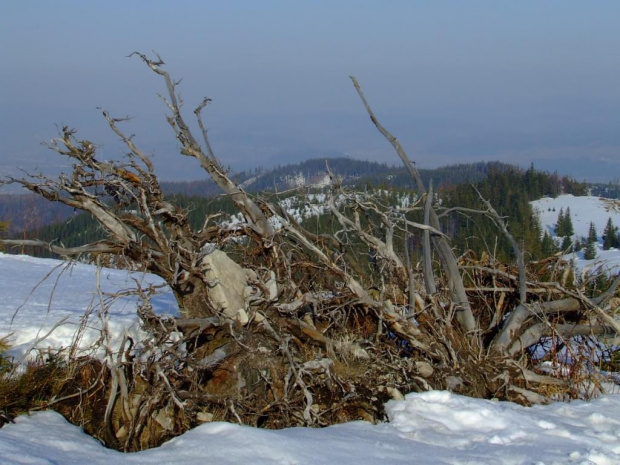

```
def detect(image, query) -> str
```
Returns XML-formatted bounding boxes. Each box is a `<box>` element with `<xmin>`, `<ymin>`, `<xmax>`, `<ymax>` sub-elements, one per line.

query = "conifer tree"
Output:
<box><xmin>541</xmin><ymin>230</ymin><xmax>558</xmax><ymax>256</ymax></box>
<box><xmin>583</xmin><ymin>222</ymin><xmax>597</xmax><ymax>260</ymax></box>
<box><xmin>564</xmin><ymin>207</ymin><xmax>574</xmax><ymax>236</ymax></box>
<box><xmin>555</xmin><ymin>208</ymin><xmax>565</xmax><ymax>236</ymax></box>
<box><xmin>603</xmin><ymin>217</ymin><xmax>619</xmax><ymax>250</ymax></box>
<box><xmin>588</xmin><ymin>221</ymin><xmax>597</xmax><ymax>243</ymax></box>
<box><xmin>574</xmin><ymin>236</ymin><xmax>584</xmax><ymax>252</ymax></box>
<box><xmin>583</xmin><ymin>241</ymin><xmax>597</xmax><ymax>260</ymax></box>
<box><xmin>555</xmin><ymin>207</ymin><xmax>574</xmax><ymax>238</ymax></box>
<box><xmin>561</xmin><ymin>235</ymin><xmax>573</xmax><ymax>252</ymax></box>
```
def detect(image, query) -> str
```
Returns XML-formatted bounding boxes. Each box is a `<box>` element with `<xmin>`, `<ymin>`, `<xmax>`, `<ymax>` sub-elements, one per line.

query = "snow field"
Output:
<box><xmin>0</xmin><ymin>391</ymin><xmax>619</xmax><ymax>464</ymax></box>
<box><xmin>532</xmin><ymin>195</ymin><xmax>620</xmax><ymax>273</ymax></box>
<box><xmin>0</xmin><ymin>253</ymin><xmax>177</xmax><ymax>361</ymax></box>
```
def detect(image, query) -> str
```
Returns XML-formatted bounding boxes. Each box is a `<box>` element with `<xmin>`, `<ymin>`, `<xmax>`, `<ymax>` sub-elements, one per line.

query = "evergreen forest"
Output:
<box><xmin>7</xmin><ymin>160</ymin><xmax>588</xmax><ymax>265</ymax></box>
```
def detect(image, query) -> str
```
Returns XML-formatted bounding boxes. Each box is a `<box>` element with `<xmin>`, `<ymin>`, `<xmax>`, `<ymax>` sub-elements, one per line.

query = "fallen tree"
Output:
<box><xmin>2</xmin><ymin>53</ymin><xmax>619</xmax><ymax>451</ymax></box>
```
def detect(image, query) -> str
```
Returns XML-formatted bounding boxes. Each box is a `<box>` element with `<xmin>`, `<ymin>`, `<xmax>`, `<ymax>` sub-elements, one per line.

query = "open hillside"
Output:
<box><xmin>532</xmin><ymin>195</ymin><xmax>620</xmax><ymax>273</ymax></box>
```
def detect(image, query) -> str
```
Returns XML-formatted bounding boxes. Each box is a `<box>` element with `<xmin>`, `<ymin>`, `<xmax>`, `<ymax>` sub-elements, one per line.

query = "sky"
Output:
<box><xmin>2</xmin><ymin>1</ymin><xmax>620</xmax><ymax>181</ymax></box>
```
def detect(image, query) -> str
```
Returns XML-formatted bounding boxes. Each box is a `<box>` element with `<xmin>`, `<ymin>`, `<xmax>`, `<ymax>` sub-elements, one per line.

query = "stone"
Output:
<box><xmin>415</xmin><ymin>361</ymin><xmax>434</xmax><ymax>378</ymax></box>
<box><xmin>200</xmin><ymin>250</ymin><xmax>257</xmax><ymax>323</ymax></box>
<box><xmin>196</xmin><ymin>411</ymin><xmax>214</xmax><ymax>423</ymax></box>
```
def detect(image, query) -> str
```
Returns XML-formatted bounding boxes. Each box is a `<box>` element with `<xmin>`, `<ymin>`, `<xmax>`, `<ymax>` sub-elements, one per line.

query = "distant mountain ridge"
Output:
<box><xmin>160</xmin><ymin>158</ymin><xmax>514</xmax><ymax>197</ymax></box>
<box><xmin>1</xmin><ymin>159</ymin><xmax>505</xmax><ymax>237</ymax></box>
<box><xmin>2</xmin><ymin>159</ymin><xmax>591</xmax><ymax>263</ymax></box>
<box><xmin>0</xmin><ymin>159</ymin><xmax>572</xmax><ymax>239</ymax></box>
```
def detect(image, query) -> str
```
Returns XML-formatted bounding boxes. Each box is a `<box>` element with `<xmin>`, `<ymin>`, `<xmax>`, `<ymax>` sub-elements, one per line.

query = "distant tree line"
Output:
<box><xmin>589</xmin><ymin>180</ymin><xmax>620</xmax><ymax>199</ymax></box>
<box><xmin>0</xmin><ymin>194</ymin><xmax>73</xmax><ymax>237</ymax></box>
<box><xmin>17</xmin><ymin>162</ymin><xmax>588</xmax><ymax>265</ymax></box>
<box><xmin>160</xmin><ymin>160</ymin><xmax>552</xmax><ymax>198</ymax></box>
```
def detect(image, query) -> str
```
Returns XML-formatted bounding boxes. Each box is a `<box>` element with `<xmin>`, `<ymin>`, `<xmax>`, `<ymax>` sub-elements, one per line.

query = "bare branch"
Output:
<box><xmin>1</xmin><ymin>239</ymin><xmax>123</xmax><ymax>257</ymax></box>
<box><xmin>474</xmin><ymin>187</ymin><xmax>527</xmax><ymax>304</ymax></box>
<box><xmin>508</xmin><ymin>322</ymin><xmax>617</xmax><ymax>357</ymax></box>
<box><xmin>422</xmin><ymin>182</ymin><xmax>436</xmax><ymax>295</ymax></box>
<box><xmin>493</xmin><ymin>299</ymin><xmax>581</xmax><ymax>353</ymax></box>
<box><xmin>193</xmin><ymin>97</ymin><xmax>224</xmax><ymax>172</ymax></box>
<box><xmin>349</xmin><ymin>76</ymin><xmax>476</xmax><ymax>332</ymax></box>
<box><xmin>350</xmin><ymin>76</ymin><xmax>426</xmax><ymax>194</ymax></box>
<box><xmin>132</xmin><ymin>52</ymin><xmax>275</xmax><ymax>239</ymax></box>
<box><xmin>325</xmin><ymin>167</ymin><xmax>407</xmax><ymax>283</ymax></box>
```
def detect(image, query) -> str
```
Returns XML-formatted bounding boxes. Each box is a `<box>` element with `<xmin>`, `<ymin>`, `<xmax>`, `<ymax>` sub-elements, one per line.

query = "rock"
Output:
<box><xmin>265</xmin><ymin>271</ymin><xmax>279</xmax><ymax>301</ymax></box>
<box><xmin>196</xmin><ymin>411</ymin><xmax>214</xmax><ymax>423</ymax></box>
<box><xmin>200</xmin><ymin>250</ymin><xmax>278</xmax><ymax>324</ymax></box>
<box><xmin>200</xmin><ymin>250</ymin><xmax>257</xmax><ymax>323</ymax></box>
<box><xmin>235</xmin><ymin>308</ymin><xmax>249</xmax><ymax>325</ymax></box>
<box><xmin>153</xmin><ymin>406</ymin><xmax>174</xmax><ymax>431</ymax></box>
<box><xmin>446</xmin><ymin>375</ymin><xmax>464</xmax><ymax>391</ymax></box>
<box><xmin>348</xmin><ymin>342</ymin><xmax>370</xmax><ymax>359</ymax></box>
<box><xmin>115</xmin><ymin>425</ymin><xmax>127</xmax><ymax>440</ymax></box>
<box><xmin>415</xmin><ymin>361</ymin><xmax>434</xmax><ymax>378</ymax></box>
<box><xmin>302</xmin><ymin>358</ymin><xmax>333</xmax><ymax>374</ymax></box>
<box><xmin>386</xmin><ymin>386</ymin><xmax>405</xmax><ymax>401</ymax></box>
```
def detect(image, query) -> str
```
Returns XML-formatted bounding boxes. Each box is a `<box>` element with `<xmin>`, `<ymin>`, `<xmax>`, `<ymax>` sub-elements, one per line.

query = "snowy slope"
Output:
<box><xmin>532</xmin><ymin>195</ymin><xmax>620</xmax><ymax>273</ymax></box>
<box><xmin>1</xmin><ymin>391</ymin><xmax>619</xmax><ymax>464</ymax></box>
<box><xmin>1</xmin><ymin>253</ymin><xmax>620</xmax><ymax>463</ymax></box>
<box><xmin>0</xmin><ymin>253</ymin><xmax>177</xmax><ymax>361</ymax></box>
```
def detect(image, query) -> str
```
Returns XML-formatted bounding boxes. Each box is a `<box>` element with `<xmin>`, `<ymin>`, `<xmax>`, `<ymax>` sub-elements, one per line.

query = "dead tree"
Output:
<box><xmin>2</xmin><ymin>53</ymin><xmax>619</xmax><ymax>449</ymax></box>
<box><xmin>349</xmin><ymin>76</ymin><xmax>619</xmax><ymax>397</ymax></box>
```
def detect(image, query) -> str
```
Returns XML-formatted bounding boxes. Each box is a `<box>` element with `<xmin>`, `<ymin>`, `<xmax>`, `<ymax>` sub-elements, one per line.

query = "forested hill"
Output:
<box><xmin>1</xmin><ymin>159</ymin><xmax>507</xmax><ymax>237</ymax></box>
<box><xmin>0</xmin><ymin>194</ymin><xmax>73</xmax><ymax>238</ymax></box>
<box><xmin>441</xmin><ymin>164</ymin><xmax>589</xmax><ymax>262</ymax></box>
<box><xmin>4</xmin><ymin>161</ymin><xmax>590</xmax><ymax>263</ymax></box>
<box><xmin>589</xmin><ymin>181</ymin><xmax>620</xmax><ymax>199</ymax></box>
<box><xmin>160</xmin><ymin>159</ymin><xmax>514</xmax><ymax>196</ymax></box>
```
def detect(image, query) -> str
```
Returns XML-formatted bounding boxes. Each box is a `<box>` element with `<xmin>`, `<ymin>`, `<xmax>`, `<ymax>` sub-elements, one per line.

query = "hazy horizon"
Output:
<box><xmin>2</xmin><ymin>1</ymin><xmax>620</xmax><ymax>182</ymax></box>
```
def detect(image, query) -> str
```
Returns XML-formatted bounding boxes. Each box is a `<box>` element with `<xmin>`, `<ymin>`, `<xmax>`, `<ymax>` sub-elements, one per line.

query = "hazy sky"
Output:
<box><xmin>2</xmin><ymin>1</ymin><xmax>620</xmax><ymax>181</ymax></box>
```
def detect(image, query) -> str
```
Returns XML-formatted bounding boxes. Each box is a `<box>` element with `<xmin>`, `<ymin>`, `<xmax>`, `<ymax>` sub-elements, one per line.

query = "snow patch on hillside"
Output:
<box><xmin>532</xmin><ymin>195</ymin><xmax>620</xmax><ymax>273</ymax></box>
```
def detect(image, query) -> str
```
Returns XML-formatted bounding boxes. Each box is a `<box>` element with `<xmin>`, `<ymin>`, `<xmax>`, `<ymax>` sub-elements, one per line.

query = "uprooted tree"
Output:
<box><xmin>2</xmin><ymin>53</ymin><xmax>619</xmax><ymax>451</ymax></box>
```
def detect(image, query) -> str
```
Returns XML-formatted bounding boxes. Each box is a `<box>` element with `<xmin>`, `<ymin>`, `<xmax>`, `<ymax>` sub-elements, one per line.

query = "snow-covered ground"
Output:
<box><xmin>0</xmin><ymin>253</ymin><xmax>177</xmax><ymax>361</ymax></box>
<box><xmin>0</xmin><ymin>391</ymin><xmax>619</xmax><ymax>464</ymax></box>
<box><xmin>1</xmin><ymin>214</ymin><xmax>620</xmax><ymax>462</ymax></box>
<box><xmin>532</xmin><ymin>194</ymin><xmax>620</xmax><ymax>274</ymax></box>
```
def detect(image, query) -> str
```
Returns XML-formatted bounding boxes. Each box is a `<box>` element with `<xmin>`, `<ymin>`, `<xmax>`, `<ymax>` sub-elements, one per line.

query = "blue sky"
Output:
<box><xmin>2</xmin><ymin>1</ymin><xmax>620</xmax><ymax>181</ymax></box>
